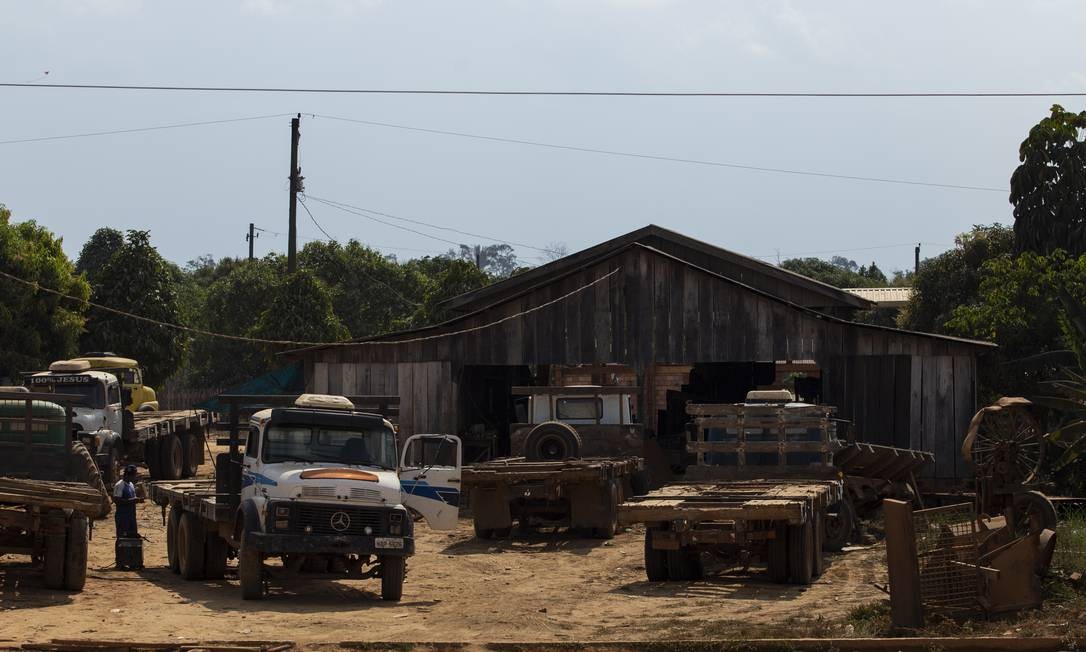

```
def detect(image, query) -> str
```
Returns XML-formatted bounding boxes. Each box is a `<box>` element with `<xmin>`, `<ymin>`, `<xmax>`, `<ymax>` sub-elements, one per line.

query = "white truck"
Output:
<box><xmin>149</xmin><ymin>394</ymin><xmax>462</xmax><ymax>601</ymax></box>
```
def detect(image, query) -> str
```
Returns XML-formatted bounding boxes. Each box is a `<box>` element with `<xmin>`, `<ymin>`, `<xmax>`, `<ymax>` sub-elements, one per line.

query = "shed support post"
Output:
<box><xmin>885</xmin><ymin>498</ymin><xmax>923</xmax><ymax>628</ymax></box>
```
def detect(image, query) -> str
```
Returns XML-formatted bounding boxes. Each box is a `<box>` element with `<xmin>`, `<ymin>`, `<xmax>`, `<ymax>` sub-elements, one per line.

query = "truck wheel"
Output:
<box><xmin>644</xmin><ymin>529</ymin><xmax>668</xmax><ymax>581</ymax></box>
<box><xmin>666</xmin><ymin>547</ymin><xmax>703</xmax><ymax>581</ymax></box>
<box><xmin>380</xmin><ymin>555</ymin><xmax>405</xmax><ymax>602</ymax></box>
<box><xmin>43</xmin><ymin>532</ymin><xmax>67</xmax><ymax>589</ymax></box>
<box><xmin>144</xmin><ymin>439</ymin><xmax>161</xmax><ymax>479</ymax></box>
<box><xmin>177</xmin><ymin>512</ymin><xmax>206</xmax><ymax>580</ymax></box>
<box><xmin>63</xmin><ymin>513</ymin><xmax>89</xmax><ymax>591</ymax></box>
<box><xmin>592</xmin><ymin>480</ymin><xmax>619</xmax><ymax>539</ymax></box>
<box><xmin>767</xmin><ymin>525</ymin><xmax>789</xmax><ymax>583</ymax></box>
<box><xmin>523</xmin><ymin>422</ymin><xmax>582</xmax><ymax>461</ymax></box>
<box><xmin>238</xmin><ymin>544</ymin><xmax>264</xmax><ymax>600</ymax></box>
<box><xmin>473</xmin><ymin>520</ymin><xmax>494</xmax><ymax>540</ymax></box>
<box><xmin>70</xmin><ymin>441</ymin><xmax>110</xmax><ymax>517</ymax></box>
<box><xmin>822</xmin><ymin>499</ymin><xmax>856</xmax><ymax>552</ymax></box>
<box><xmin>787</xmin><ymin>522</ymin><xmax>814</xmax><ymax>585</ymax></box>
<box><xmin>204</xmin><ymin>533</ymin><xmax>229</xmax><ymax>580</ymax></box>
<box><xmin>160</xmin><ymin>434</ymin><xmax>184</xmax><ymax>481</ymax></box>
<box><xmin>630</xmin><ymin>469</ymin><xmax>650</xmax><ymax>497</ymax></box>
<box><xmin>180</xmin><ymin>432</ymin><xmax>201</xmax><ymax>478</ymax></box>
<box><xmin>166</xmin><ymin>505</ymin><xmax>182</xmax><ymax>574</ymax></box>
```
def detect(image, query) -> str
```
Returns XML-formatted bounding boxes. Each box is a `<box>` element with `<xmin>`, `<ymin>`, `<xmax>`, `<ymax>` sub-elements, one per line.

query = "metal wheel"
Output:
<box><xmin>1011</xmin><ymin>490</ymin><xmax>1058</xmax><ymax>537</ymax></box>
<box><xmin>962</xmin><ymin>398</ymin><xmax>1045</xmax><ymax>486</ymax></box>
<box><xmin>822</xmin><ymin>499</ymin><xmax>856</xmax><ymax>552</ymax></box>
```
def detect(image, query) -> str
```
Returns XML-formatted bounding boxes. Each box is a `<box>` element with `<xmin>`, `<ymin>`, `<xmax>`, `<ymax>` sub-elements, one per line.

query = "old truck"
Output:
<box><xmin>149</xmin><ymin>394</ymin><xmax>462</xmax><ymax>601</ymax></box>
<box><xmin>510</xmin><ymin>386</ymin><xmax>643</xmax><ymax>461</ymax></box>
<box><xmin>27</xmin><ymin>360</ymin><xmax>210</xmax><ymax>484</ymax></box>
<box><xmin>619</xmin><ymin>393</ymin><xmax>844</xmax><ymax>584</ymax></box>
<box><xmin>0</xmin><ymin>389</ymin><xmax>111</xmax><ymax>592</ymax></box>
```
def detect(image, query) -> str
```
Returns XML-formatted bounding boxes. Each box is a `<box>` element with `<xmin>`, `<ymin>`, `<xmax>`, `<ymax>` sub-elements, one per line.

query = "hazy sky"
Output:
<box><xmin>2</xmin><ymin>1</ymin><xmax>1084</xmax><ymax>274</ymax></box>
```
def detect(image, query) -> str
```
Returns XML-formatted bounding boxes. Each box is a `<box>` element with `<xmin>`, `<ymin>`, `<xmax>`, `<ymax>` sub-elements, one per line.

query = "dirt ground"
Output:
<box><xmin>0</xmin><ymin>452</ymin><xmax>889</xmax><ymax>648</ymax></box>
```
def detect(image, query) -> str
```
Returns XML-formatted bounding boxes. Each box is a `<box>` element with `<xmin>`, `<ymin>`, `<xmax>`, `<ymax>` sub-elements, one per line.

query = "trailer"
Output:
<box><xmin>619</xmin><ymin>393</ymin><xmax>845</xmax><ymax>583</ymax></box>
<box><xmin>463</xmin><ymin>456</ymin><xmax>644</xmax><ymax>539</ymax></box>
<box><xmin>149</xmin><ymin>394</ymin><xmax>462</xmax><ymax>601</ymax></box>
<box><xmin>0</xmin><ymin>390</ymin><xmax>111</xmax><ymax>592</ymax></box>
<box><xmin>135</xmin><ymin>409</ymin><xmax>212</xmax><ymax>481</ymax></box>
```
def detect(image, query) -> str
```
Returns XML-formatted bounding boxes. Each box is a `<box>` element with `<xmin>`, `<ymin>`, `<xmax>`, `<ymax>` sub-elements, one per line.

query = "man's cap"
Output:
<box><xmin>124</xmin><ymin>464</ymin><xmax>138</xmax><ymax>475</ymax></box>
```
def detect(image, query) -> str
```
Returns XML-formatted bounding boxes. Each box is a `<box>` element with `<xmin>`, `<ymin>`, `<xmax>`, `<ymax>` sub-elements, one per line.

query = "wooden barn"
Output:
<box><xmin>289</xmin><ymin>225</ymin><xmax>994</xmax><ymax>483</ymax></box>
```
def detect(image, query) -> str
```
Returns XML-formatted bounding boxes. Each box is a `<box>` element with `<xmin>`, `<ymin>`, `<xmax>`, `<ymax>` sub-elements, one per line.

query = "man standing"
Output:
<box><xmin>112</xmin><ymin>464</ymin><xmax>140</xmax><ymax>537</ymax></box>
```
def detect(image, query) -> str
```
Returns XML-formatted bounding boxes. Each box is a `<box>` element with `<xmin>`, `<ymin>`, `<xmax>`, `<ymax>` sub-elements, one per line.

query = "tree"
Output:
<box><xmin>185</xmin><ymin>259</ymin><xmax>280</xmax><ymax>387</ymax></box>
<box><xmin>897</xmin><ymin>224</ymin><xmax>1015</xmax><ymax>333</ymax></box>
<box><xmin>80</xmin><ymin>230</ymin><xmax>185</xmax><ymax>386</ymax></box>
<box><xmin>0</xmin><ymin>205</ymin><xmax>89</xmax><ymax>381</ymax></box>
<box><xmin>398</xmin><ymin>257</ymin><xmax>491</xmax><ymax>327</ymax></box>
<box><xmin>779</xmin><ymin>257</ymin><xmax>886</xmax><ymax>288</ymax></box>
<box><xmin>75</xmin><ymin>227</ymin><xmax>124</xmax><ymax>285</ymax></box>
<box><xmin>249</xmin><ymin>270</ymin><xmax>349</xmax><ymax>362</ymax></box>
<box><xmin>1011</xmin><ymin>104</ymin><xmax>1086</xmax><ymax>256</ymax></box>
<box><xmin>447</xmin><ymin>244</ymin><xmax>520</xmax><ymax>278</ymax></box>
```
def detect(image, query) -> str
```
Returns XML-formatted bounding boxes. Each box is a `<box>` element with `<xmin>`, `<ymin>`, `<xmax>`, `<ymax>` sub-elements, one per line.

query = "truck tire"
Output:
<box><xmin>63</xmin><ymin>513</ymin><xmax>89</xmax><ymax>591</ymax></box>
<box><xmin>592</xmin><ymin>480</ymin><xmax>619</xmax><ymax>539</ymax></box>
<box><xmin>238</xmin><ymin>544</ymin><xmax>264</xmax><ymax>600</ymax></box>
<box><xmin>180</xmin><ymin>432</ymin><xmax>201</xmax><ymax>478</ymax></box>
<box><xmin>160</xmin><ymin>434</ymin><xmax>184</xmax><ymax>481</ymax></box>
<box><xmin>43</xmin><ymin>532</ymin><xmax>66</xmax><ymax>589</ymax></box>
<box><xmin>101</xmin><ymin>447</ymin><xmax>121</xmax><ymax>488</ymax></box>
<box><xmin>787</xmin><ymin>522</ymin><xmax>814</xmax><ymax>585</ymax></box>
<box><xmin>473</xmin><ymin>520</ymin><xmax>495</xmax><ymax>540</ymax></box>
<box><xmin>822</xmin><ymin>499</ymin><xmax>856</xmax><ymax>552</ymax></box>
<box><xmin>666</xmin><ymin>547</ymin><xmax>704</xmax><ymax>581</ymax></box>
<box><xmin>69</xmin><ymin>441</ymin><xmax>110</xmax><ymax>519</ymax></box>
<box><xmin>644</xmin><ymin>529</ymin><xmax>668</xmax><ymax>581</ymax></box>
<box><xmin>177</xmin><ymin>512</ymin><xmax>206</xmax><ymax>580</ymax></box>
<box><xmin>523</xmin><ymin>422</ymin><xmax>582</xmax><ymax>461</ymax></box>
<box><xmin>145</xmin><ymin>439</ymin><xmax>162</xmax><ymax>479</ymax></box>
<box><xmin>630</xmin><ymin>469</ymin><xmax>650</xmax><ymax>497</ymax></box>
<box><xmin>767</xmin><ymin>525</ymin><xmax>789</xmax><ymax>583</ymax></box>
<box><xmin>166</xmin><ymin>505</ymin><xmax>182</xmax><ymax>573</ymax></box>
<box><xmin>380</xmin><ymin>555</ymin><xmax>405</xmax><ymax>601</ymax></box>
<box><xmin>204</xmin><ymin>533</ymin><xmax>229</xmax><ymax>580</ymax></box>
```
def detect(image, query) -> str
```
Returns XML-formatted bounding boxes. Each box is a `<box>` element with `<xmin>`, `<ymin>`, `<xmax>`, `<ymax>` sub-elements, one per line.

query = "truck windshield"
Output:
<box><xmin>262</xmin><ymin>425</ymin><xmax>398</xmax><ymax>468</ymax></box>
<box><xmin>45</xmin><ymin>383</ymin><xmax>104</xmax><ymax>409</ymax></box>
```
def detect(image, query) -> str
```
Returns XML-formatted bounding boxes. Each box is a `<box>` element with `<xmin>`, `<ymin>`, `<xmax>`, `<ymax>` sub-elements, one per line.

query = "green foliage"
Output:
<box><xmin>897</xmin><ymin>224</ymin><xmax>1015</xmax><ymax>333</ymax></box>
<box><xmin>0</xmin><ymin>205</ymin><xmax>89</xmax><ymax>380</ymax></box>
<box><xmin>446</xmin><ymin>243</ymin><xmax>520</xmax><ymax>278</ymax></box>
<box><xmin>1011</xmin><ymin>104</ymin><xmax>1086</xmax><ymax>257</ymax></box>
<box><xmin>248</xmin><ymin>270</ymin><xmax>349</xmax><ymax>362</ymax></box>
<box><xmin>80</xmin><ymin>230</ymin><xmax>185</xmax><ymax>386</ymax></box>
<box><xmin>398</xmin><ymin>257</ymin><xmax>492</xmax><ymax>327</ymax></box>
<box><xmin>779</xmin><ymin>256</ymin><xmax>887</xmax><ymax>288</ymax></box>
<box><xmin>75</xmin><ymin>227</ymin><xmax>124</xmax><ymax>285</ymax></box>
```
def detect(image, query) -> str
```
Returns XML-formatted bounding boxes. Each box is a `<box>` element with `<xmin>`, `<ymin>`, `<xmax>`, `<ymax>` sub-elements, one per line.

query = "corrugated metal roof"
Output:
<box><xmin>844</xmin><ymin>287</ymin><xmax>914</xmax><ymax>307</ymax></box>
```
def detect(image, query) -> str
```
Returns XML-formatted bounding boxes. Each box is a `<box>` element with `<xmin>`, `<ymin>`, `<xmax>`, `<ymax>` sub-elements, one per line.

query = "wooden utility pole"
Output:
<box><xmin>287</xmin><ymin>114</ymin><xmax>302</xmax><ymax>274</ymax></box>
<box><xmin>914</xmin><ymin>243</ymin><xmax>921</xmax><ymax>276</ymax></box>
<box><xmin>247</xmin><ymin>223</ymin><xmax>258</xmax><ymax>261</ymax></box>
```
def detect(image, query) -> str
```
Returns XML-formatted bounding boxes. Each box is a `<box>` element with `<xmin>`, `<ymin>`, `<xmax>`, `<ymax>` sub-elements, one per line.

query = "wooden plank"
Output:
<box><xmin>653</xmin><ymin>255</ymin><xmax>670</xmax><ymax>364</ymax></box>
<box><xmin>396</xmin><ymin>363</ymin><xmax>415</xmax><ymax>438</ymax></box>
<box><xmin>910</xmin><ymin>354</ymin><xmax>924</xmax><ymax>455</ymax></box>
<box><xmin>893</xmin><ymin>355</ymin><xmax>911</xmax><ymax>450</ymax></box>
<box><xmin>681</xmin><ymin>266</ymin><xmax>698</xmax><ymax>362</ymax></box>
<box><xmin>932</xmin><ymin>356</ymin><xmax>955</xmax><ymax>479</ymax></box>
<box><xmin>313</xmin><ymin>362</ymin><xmax>329</xmax><ymax>394</ymax></box>
<box><xmin>884</xmin><ymin>499</ymin><xmax>923</xmax><ymax>628</ymax></box>
<box><xmin>953</xmin><ymin>356</ymin><xmax>975</xmax><ymax>481</ymax></box>
<box><xmin>341</xmin><ymin>361</ymin><xmax>357</xmax><ymax>395</ymax></box>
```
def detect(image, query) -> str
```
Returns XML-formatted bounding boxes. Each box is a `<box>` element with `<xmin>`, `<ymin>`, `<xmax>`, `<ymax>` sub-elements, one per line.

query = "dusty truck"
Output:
<box><xmin>27</xmin><ymin>360</ymin><xmax>210</xmax><ymax>484</ymax></box>
<box><xmin>149</xmin><ymin>394</ymin><xmax>462</xmax><ymax>601</ymax></box>
<box><xmin>0</xmin><ymin>390</ymin><xmax>111</xmax><ymax>591</ymax></box>
<box><xmin>509</xmin><ymin>385</ymin><xmax>644</xmax><ymax>460</ymax></box>
<box><xmin>619</xmin><ymin>394</ymin><xmax>844</xmax><ymax>584</ymax></box>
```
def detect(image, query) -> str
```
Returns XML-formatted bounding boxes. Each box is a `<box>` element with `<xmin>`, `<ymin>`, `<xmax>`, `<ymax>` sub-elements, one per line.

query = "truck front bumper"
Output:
<box><xmin>247</xmin><ymin>532</ymin><xmax>415</xmax><ymax>556</ymax></box>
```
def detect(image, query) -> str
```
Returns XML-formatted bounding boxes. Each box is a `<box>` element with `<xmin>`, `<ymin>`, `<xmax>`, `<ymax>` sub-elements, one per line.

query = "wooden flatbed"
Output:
<box><xmin>618</xmin><ymin>479</ymin><xmax>842</xmax><ymax>525</ymax></box>
<box><xmin>148</xmin><ymin>478</ymin><xmax>232</xmax><ymax>524</ymax></box>
<box><xmin>132</xmin><ymin>409</ymin><xmax>210</xmax><ymax>444</ymax></box>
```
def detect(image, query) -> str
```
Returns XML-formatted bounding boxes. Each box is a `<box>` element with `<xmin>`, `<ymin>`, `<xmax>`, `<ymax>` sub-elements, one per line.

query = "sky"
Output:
<box><xmin>2</xmin><ymin>0</ymin><xmax>1084</xmax><ymax>275</ymax></box>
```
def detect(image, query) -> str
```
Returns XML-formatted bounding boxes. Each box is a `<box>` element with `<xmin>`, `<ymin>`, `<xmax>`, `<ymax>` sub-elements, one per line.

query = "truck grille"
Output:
<box><xmin>300</xmin><ymin>486</ymin><xmax>335</xmax><ymax>498</ymax></box>
<box><xmin>294</xmin><ymin>504</ymin><xmax>385</xmax><ymax>536</ymax></box>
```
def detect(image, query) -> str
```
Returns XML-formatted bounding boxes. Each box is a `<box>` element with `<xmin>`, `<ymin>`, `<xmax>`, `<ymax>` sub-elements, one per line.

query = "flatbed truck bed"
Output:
<box><xmin>131</xmin><ymin>409</ymin><xmax>211</xmax><ymax>481</ymax></box>
<box><xmin>463</xmin><ymin>456</ymin><xmax>645</xmax><ymax>540</ymax></box>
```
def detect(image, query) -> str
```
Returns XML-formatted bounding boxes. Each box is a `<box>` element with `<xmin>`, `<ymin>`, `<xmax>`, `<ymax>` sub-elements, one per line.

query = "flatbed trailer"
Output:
<box><xmin>132</xmin><ymin>409</ymin><xmax>211</xmax><ymax>481</ymax></box>
<box><xmin>147</xmin><ymin>478</ymin><xmax>238</xmax><ymax>581</ymax></box>
<box><xmin>463</xmin><ymin>456</ymin><xmax>644</xmax><ymax>539</ymax></box>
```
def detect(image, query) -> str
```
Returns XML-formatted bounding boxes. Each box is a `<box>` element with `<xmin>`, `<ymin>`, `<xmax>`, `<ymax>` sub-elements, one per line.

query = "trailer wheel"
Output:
<box><xmin>380</xmin><ymin>555</ymin><xmax>405</xmax><ymax>601</ymax></box>
<box><xmin>822</xmin><ymin>499</ymin><xmax>856</xmax><ymax>552</ymax></box>
<box><xmin>166</xmin><ymin>505</ymin><xmax>182</xmax><ymax>573</ymax></box>
<box><xmin>644</xmin><ymin>529</ymin><xmax>668</xmax><ymax>581</ymax></box>
<box><xmin>666</xmin><ymin>547</ymin><xmax>704</xmax><ymax>581</ymax></box>
<box><xmin>473</xmin><ymin>520</ymin><xmax>494</xmax><ymax>540</ymax></box>
<box><xmin>204</xmin><ymin>533</ymin><xmax>229</xmax><ymax>580</ymax></box>
<box><xmin>523</xmin><ymin>422</ymin><xmax>582</xmax><ymax>461</ymax></box>
<box><xmin>160</xmin><ymin>434</ymin><xmax>184</xmax><ymax>481</ymax></box>
<box><xmin>767</xmin><ymin>525</ymin><xmax>789</xmax><ymax>583</ymax></box>
<box><xmin>63</xmin><ymin>513</ymin><xmax>89</xmax><ymax>591</ymax></box>
<box><xmin>42</xmin><ymin>532</ymin><xmax>66</xmax><ymax>589</ymax></box>
<box><xmin>787</xmin><ymin>522</ymin><xmax>814</xmax><ymax>585</ymax></box>
<box><xmin>180</xmin><ymin>432</ymin><xmax>201</xmax><ymax>478</ymax></box>
<box><xmin>238</xmin><ymin>541</ymin><xmax>264</xmax><ymax>600</ymax></box>
<box><xmin>630</xmin><ymin>469</ymin><xmax>650</xmax><ymax>497</ymax></box>
<box><xmin>144</xmin><ymin>439</ymin><xmax>161</xmax><ymax>479</ymax></box>
<box><xmin>592</xmin><ymin>480</ymin><xmax>619</xmax><ymax>539</ymax></box>
<box><xmin>177</xmin><ymin>512</ymin><xmax>206</xmax><ymax>580</ymax></box>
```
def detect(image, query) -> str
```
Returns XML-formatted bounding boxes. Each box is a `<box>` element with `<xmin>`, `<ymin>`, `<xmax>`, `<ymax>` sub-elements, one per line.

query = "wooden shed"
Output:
<box><xmin>289</xmin><ymin>225</ymin><xmax>993</xmax><ymax>483</ymax></box>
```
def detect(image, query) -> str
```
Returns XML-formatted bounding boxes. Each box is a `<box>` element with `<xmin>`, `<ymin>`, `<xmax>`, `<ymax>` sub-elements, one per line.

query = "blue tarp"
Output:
<box><xmin>195</xmin><ymin>362</ymin><xmax>304</xmax><ymax>413</ymax></box>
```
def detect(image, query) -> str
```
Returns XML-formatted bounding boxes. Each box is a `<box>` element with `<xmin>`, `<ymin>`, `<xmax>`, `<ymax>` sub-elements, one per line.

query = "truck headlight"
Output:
<box><xmin>389</xmin><ymin>511</ymin><xmax>403</xmax><ymax>535</ymax></box>
<box><xmin>275</xmin><ymin>506</ymin><xmax>290</xmax><ymax>517</ymax></box>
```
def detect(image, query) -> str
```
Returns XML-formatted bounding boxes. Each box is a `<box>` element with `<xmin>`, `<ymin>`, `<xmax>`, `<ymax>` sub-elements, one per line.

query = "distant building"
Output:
<box><xmin>843</xmin><ymin>287</ymin><xmax>914</xmax><ymax>308</ymax></box>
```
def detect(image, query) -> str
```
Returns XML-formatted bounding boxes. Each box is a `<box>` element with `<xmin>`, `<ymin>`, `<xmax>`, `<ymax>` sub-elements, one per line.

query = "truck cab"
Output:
<box><xmin>27</xmin><ymin>360</ymin><xmax>125</xmax><ymax>485</ymax></box>
<box><xmin>233</xmin><ymin>394</ymin><xmax>461</xmax><ymax>600</ymax></box>
<box><xmin>72</xmin><ymin>353</ymin><xmax>158</xmax><ymax>413</ymax></box>
<box><xmin>509</xmin><ymin>386</ymin><xmax>643</xmax><ymax>461</ymax></box>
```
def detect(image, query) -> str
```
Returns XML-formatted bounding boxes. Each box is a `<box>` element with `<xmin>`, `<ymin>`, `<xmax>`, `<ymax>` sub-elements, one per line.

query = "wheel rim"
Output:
<box><xmin>539</xmin><ymin>436</ymin><xmax>567</xmax><ymax>460</ymax></box>
<box><xmin>170</xmin><ymin>440</ymin><xmax>183</xmax><ymax>475</ymax></box>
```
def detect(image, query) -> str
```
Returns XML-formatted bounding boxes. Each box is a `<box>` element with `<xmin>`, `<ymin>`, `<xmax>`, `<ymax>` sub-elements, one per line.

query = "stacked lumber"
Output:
<box><xmin>0</xmin><ymin>476</ymin><xmax>108</xmax><ymax>516</ymax></box>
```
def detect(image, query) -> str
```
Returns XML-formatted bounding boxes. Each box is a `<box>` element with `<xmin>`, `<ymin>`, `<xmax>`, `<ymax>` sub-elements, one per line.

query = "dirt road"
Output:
<box><xmin>0</xmin><ymin>496</ymin><xmax>886</xmax><ymax>647</ymax></box>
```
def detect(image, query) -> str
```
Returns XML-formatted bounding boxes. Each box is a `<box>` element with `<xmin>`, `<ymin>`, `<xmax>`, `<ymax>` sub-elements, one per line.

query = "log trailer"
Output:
<box><xmin>0</xmin><ymin>390</ymin><xmax>111</xmax><ymax>592</ymax></box>
<box><xmin>148</xmin><ymin>394</ymin><xmax>462</xmax><ymax>601</ymax></box>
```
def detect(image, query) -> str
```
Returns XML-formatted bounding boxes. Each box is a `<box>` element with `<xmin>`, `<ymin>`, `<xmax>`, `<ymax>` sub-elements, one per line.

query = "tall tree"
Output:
<box><xmin>80</xmin><ymin>230</ymin><xmax>185</xmax><ymax>386</ymax></box>
<box><xmin>779</xmin><ymin>256</ymin><xmax>887</xmax><ymax>288</ymax></box>
<box><xmin>447</xmin><ymin>243</ymin><xmax>520</xmax><ymax>278</ymax></box>
<box><xmin>1010</xmin><ymin>104</ymin><xmax>1086</xmax><ymax>256</ymax></box>
<box><xmin>249</xmin><ymin>270</ymin><xmax>349</xmax><ymax>360</ymax></box>
<box><xmin>75</xmin><ymin>227</ymin><xmax>124</xmax><ymax>285</ymax></box>
<box><xmin>0</xmin><ymin>205</ymin><xmax>89</xmax><ymax>380</ymax></box>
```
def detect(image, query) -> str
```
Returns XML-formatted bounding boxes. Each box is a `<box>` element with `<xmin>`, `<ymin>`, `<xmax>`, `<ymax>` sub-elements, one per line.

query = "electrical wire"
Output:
<box><xmin>751</xmin><ymin>241</ymin><xmax>954</xmax><ymax>260</ymax></box>
<box><xmin>3</xmin><ymin>82</ymin><xmax>1085</xmax><ymax>97</ymax></box>
<box><xmin>303</xmin><ymin>197</ymin><xmax>468</xmax><ymax>249</ymax></box>
<box><xmin>0</xmin><ymin>113</ymin><xmax>292</xmax><ymax>146</ymax></box>
<box><xmin>0</xmin><ymin>266</ymin><xmax>619</xmax><ymax>347</ymax></box>
<box><xmin>306</xmin><ymin>195</ymin><xmax>564</xmax><ymax>254</ymax></box>
<box><xmin>314</xmin><ymin>114</ymin><xmax>1005</xmax><ymax>192</ymax></box>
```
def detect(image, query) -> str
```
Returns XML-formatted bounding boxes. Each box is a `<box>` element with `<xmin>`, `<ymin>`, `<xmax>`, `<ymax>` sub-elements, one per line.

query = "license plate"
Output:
<box><xmin>374</xmin><ymin>537</ymin><xmax>404</xmax><ymax>549</ymax></box>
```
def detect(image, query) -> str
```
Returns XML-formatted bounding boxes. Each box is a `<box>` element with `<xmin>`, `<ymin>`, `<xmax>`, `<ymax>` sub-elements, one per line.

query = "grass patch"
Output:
<box><xmin>1053</xmin><ymin>509</ymin><xmax>1086</xmax><ymax>575</ymax></box>
<box><xmin>844</xmin><ymin>602</ymin><xmax>891</xmax><ymax>637</ymax></box>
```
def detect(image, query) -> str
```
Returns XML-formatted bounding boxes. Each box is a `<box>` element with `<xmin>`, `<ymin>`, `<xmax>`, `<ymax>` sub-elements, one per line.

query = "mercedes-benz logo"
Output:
<box><xmin>329</xmin><ymin>511</ymin><xmax>351</xmax><ymax>533</ymax></box>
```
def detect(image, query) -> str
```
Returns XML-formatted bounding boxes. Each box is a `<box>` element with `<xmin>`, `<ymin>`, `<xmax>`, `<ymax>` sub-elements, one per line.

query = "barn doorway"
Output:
<box><xmin>458</xmin><ymin>364</ymin><xmax>534</xmax><ymax>462</ymax></box>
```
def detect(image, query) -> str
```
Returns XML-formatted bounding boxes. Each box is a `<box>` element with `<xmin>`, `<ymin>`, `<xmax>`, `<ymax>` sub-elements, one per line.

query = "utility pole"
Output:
<box><xmin>474</xmin><ymin>245</ymin><xmax>483</xmax><ymax>271</ymax></box>
<box><xmin>246</xmin><ymin>223</ymin><xmax>258</xmax><ymax>261</ymax></box>
<box><xmin>287</xmin><ymin>114</ymin><xmax>303</xmax><ymax>274</ymax></box>
<box><xmin>914</xmin><ymin>243</ymin><xmax>921</xmax><ymax>277</ymax></box>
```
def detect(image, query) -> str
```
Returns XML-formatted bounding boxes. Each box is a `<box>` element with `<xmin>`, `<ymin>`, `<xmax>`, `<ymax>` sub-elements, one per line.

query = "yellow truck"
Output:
<box><xmin>73</xmin><ymin>353</ymin><xmax>158</xmax><ymax>412</ymax></box>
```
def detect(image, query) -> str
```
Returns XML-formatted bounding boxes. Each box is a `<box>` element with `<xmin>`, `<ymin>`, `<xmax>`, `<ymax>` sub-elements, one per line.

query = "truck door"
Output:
<box><xmin>399</xmin><ymin>434</ymin><xmax>461</xmax><ymax>531</ymax></box>
<box><xmin>105</xmin><ymin>381</ymin><xmax>124</xmax><ymax>434</ymax></box>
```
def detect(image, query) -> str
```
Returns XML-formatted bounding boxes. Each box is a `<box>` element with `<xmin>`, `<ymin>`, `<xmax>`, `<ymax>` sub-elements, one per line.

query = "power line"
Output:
<box><xmin>306</xmin><ymin>195</ymin><xmax>563</xmax><ymax>254</ymax></box>
<box><xmin>314</xmin><ymin>114</ymin><xmax>1005</xmax><ymax>192</ymax></box>
<box><xmin>305</xmin><ymin>196</ymin><xmax>465</xmax><ymax>248</ymax></box>
<box><xmin>3</xmin><ymin>82</ymin><xmax>1085</xmax><ymax>97</ymax></box>
<box><xmin>298</xmin><ymin>196</ymin><xmax>336</xmax><ymax>241</ymax></box>
<box><xmin>253</xmin><ymin>225</ymin><xmax>447</xmax><ymax>254</ymax></box>
<box><xmin>0</xmin><ymin>113</ymin><xmax>291</xmax><ymax>145</ymax></box>
<box><xmin>752</xmin><ymin>241</ymin><xmax>955</xmax><ymax>260</ymax></box>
